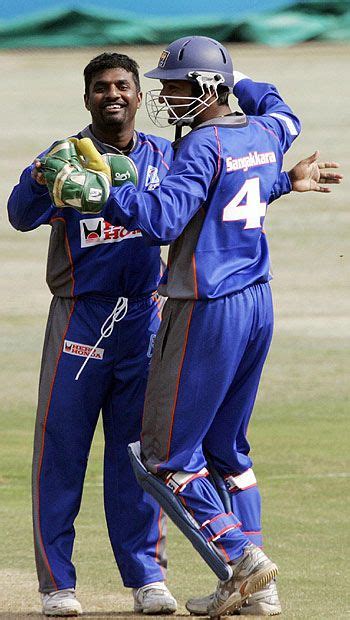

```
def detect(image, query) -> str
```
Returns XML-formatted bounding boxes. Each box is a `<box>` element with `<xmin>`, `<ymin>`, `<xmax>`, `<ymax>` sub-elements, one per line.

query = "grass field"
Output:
<box><xmin>0</xmin><ymin>44</ymin><xmax>349</xmax><ymax>618</ymax></box>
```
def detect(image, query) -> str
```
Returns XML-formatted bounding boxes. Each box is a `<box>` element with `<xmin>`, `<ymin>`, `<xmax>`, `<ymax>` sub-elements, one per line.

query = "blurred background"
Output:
<box><xmin>1</xmin><ymin>0</ymin><xmax>350</xmax><ymax>47</ymax></box>
<box><xmin>1</xmin><ymin>1</ymin><xmax>349</xmax><ymax>618</ymax></box>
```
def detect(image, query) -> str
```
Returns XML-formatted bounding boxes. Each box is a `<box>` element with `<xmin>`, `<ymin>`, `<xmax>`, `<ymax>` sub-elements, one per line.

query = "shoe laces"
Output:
<box><xmin>44</xmin><ymin>588</ymin><xmax>76</xmax><ymax>601</ymax></box>
<box><xmin>135</xmin><ymin>582</ymin><xmax>170</xmax><ymax>599</ymax></box>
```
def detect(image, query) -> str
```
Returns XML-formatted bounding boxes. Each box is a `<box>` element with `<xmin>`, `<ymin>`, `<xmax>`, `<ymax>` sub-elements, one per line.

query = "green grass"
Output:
<box><xmin>1</xmin><ymin>334</ymin><xmax>349</xmax><ymax>617</ymax></box>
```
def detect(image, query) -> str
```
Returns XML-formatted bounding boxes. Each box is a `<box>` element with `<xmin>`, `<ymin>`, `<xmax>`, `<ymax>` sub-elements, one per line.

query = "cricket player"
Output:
<box><xmin>9</xmin><ymin>46</ymin><xmax>341</xmax><ymax>618</ymax></box>
<box><xmin>102</xmin><ymin>37</ymin><xmax>340</xmax><ymax>615</ymax></box>
<box><xmin>101</xmin><ymin>37</ymin><xmax>302</xmax><ymax>615</ymax></box>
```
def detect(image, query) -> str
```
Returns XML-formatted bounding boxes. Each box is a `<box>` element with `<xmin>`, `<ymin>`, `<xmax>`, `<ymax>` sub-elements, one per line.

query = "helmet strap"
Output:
<box><xmin>175</xmin><ymin>125</ymin><xmax>183</xmax><ymax>141</ymax></box>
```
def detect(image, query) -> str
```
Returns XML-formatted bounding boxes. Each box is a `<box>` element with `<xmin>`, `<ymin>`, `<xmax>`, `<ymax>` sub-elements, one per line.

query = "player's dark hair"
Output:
<box><xmin>84</xmin><ymin>52</ymin><xmax>141</xmax><ymax>94</ymax></box>
<box><xmin>217</xmin><ymin>87</ymin><xmax>230</xmax><ymax>105</ymax></box>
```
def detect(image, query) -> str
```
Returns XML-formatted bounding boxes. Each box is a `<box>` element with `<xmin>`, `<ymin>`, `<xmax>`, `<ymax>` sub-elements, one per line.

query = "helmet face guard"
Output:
<box><xmin>145</xmin><ymin>72</ymin><xmax>225</xmax><ymax>127</ymax></box>
<box><xmin>144</xmin><ymin>36</ymin><xmax>234</xmax><ymax>127</ymax></box>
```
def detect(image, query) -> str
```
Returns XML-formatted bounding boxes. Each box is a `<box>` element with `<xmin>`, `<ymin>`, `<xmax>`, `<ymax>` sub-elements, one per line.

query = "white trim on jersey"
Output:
<box><xmin>233</xmin><ymin>71</ymin><xmax>250</xmax><ymax>85</ymax></box>
<box><xmin>270</xmin><ymin>112</ymin><xmax>299</xmax><ymax>135</ymax></box>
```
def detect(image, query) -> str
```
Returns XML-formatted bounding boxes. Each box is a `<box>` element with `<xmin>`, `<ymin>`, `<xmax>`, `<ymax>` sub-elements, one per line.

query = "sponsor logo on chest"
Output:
<box><xmin>145</xmin><ymin>165</ymin><xmax>160</xmax><ymax>190</ymax></box>
<box><xmin>63</xmin><ymin>340</ymin><xmax>104</xmax><ymax>359</ymax></box>
<box><xmin>80</xmin><ymin>218</ymin><xmax>142</xmax><ymax>247</ymax></box>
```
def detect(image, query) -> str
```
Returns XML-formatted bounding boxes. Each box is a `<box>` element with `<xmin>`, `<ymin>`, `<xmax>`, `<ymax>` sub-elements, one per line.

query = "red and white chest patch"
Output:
<box><xmin>80</xmin><ymin>218</ymin><xmax>142</xmax><ymax>247</ymax></box>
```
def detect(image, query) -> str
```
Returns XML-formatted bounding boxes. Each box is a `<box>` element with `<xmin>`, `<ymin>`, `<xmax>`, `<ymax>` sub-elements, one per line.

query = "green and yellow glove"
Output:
<box><xmin>71</xmin><ymin>138</ymin><xmax>139</xmax><ymax>190</ymax></box>
<box><xmin>70</xmin><ymin>137</ymin><xmax>138</xmax><ymax>187</ymax></box>
<box><xmin>41</xmin><ymin>140</ymin><xmax>110</xmax><ymax>214</ymax></box>
<box><xmin>41</xmin><ymin>138</ymin><xmax>138</xmax><ymax>214</ymax></box>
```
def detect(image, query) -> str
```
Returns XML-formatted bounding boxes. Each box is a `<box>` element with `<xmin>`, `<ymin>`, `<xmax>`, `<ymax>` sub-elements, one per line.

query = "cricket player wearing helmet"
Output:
<box><xmin>89</xmin><ymin>35</ymin><xmax>302</xmax><ymax>616</ymax></box>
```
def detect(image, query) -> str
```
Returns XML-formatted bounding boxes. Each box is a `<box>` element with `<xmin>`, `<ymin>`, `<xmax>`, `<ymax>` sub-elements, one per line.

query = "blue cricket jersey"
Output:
<box><xmin>8</xmin><ymin>129</ymin><xmax>173</xmax><ymax>299</ymax></box>
<box><xmin>104</xmin><ymin>75</ymin><xmax>299</xmax><ymax>299</ymax></box>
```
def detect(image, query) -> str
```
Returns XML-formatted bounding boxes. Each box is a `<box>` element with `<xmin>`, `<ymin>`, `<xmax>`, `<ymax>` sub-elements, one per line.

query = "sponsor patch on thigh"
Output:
<box><xmin>63</xmin><ymin>339</ymin><xmax>104</xmax><ymax>359</ymax></box>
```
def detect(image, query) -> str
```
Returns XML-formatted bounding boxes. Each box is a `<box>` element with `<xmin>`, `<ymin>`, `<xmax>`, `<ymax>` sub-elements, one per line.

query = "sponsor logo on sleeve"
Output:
<box><xmin>80</xmin><ymin>218</ymin><xmax>142</xmax><ymax>247</ymax></box>
<box><xmin>145</xmin><ymin>165</ymin><xmax>160</xmax><ymax>190</ymax></box>
<box><xmin>64</xmin><ymin>340</ymin><xmax>104</xmax><ymax>359</ymax></box>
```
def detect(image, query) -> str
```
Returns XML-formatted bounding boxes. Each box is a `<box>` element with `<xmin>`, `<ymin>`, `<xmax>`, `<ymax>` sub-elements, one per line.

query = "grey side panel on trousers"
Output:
<box><xmin>142</xmin><ymin>298</ymin><xmax>194</xmax><ymax>471</ymax></box>
<box><xmin>46</xmin><ymin>219</ymin><xmax>74</xmax><ymax>297</ymax></box>
<box><xmin>158</xmin><ymin>208</ymin><xmax>206</xmax><ymax>300</ymax></box>
<box><xmin>32</xmin><ymin>296</ymin><xmax>75</xmax><ymax>592</ymax></box>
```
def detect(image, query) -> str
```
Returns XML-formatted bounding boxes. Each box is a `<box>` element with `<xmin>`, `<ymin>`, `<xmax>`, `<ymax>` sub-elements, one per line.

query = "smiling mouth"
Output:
<box><xmin>103</xmin><ymin>103</ymin><xmax>126</xmax><ymax>112</ymax></box>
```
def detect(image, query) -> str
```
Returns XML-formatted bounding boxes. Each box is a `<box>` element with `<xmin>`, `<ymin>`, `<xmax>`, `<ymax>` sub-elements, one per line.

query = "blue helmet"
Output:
<box><xmin>145</xmin><ymin>36</ymin><xmax>234</xmax><ymax>128</ymax></box>
<box><xmin>144</xmin><ymin>36</ymin><xmax>234</xmax><ymax>91</ymax></box>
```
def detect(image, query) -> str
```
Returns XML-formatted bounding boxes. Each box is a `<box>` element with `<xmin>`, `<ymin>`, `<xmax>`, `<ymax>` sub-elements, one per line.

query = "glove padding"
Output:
<box><xmin>70</xmin><ymin>138</ymin><xmax>139</xmax><ymax>187</ymax></box>
<box><xmin>102</xmin><ymin>153</ymin><xmax>138</xmax><ymax>187</ymax></box>
<box><xmin>41</xmin><ymin>140</ymin><xmax>110</xmax><ymax>214</ymax></box>
<box><xmin>69</xmin><ymin>137</ymin><xmax>112</xmax><ymax>181</ymax></box>
<box><xmin>41</xmin><ymin>138</ymin><xmax>138</xmax><ymax>214</ymax></box>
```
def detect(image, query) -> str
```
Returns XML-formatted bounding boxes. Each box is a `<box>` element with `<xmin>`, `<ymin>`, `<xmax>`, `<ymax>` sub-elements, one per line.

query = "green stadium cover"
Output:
<box><xmin>0</xmin><ymin>1</ymin><xmax>349</xmax><ymax>48</ymax></box>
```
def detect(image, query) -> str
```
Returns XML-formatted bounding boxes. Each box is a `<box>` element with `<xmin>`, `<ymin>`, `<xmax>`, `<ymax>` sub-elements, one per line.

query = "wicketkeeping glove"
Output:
<box><xmin>102</xmin><ymin>153</ymin><xmax>139</xmax><ymax>187</ymax></box>
<box><xmin>41</xmin><ymin>140</ymin><xmax>110</xmax><ymax>214</ymax></box>
<box><xmin>70</xmin><ymin>138</ymin><xmax>138</xmax><ymax>187</ymax></box>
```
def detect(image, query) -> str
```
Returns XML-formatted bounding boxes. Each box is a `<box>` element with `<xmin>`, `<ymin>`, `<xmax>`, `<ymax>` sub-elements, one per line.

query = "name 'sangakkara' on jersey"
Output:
<box><xmin>104</xmin><ymin>77</ymin><xmax>300</xmax><ymax>300</ymax></box>
<box><xmin>7</xmin><ymin>130</ymin><xmax>173</xmax><ymax>300</ymax></box>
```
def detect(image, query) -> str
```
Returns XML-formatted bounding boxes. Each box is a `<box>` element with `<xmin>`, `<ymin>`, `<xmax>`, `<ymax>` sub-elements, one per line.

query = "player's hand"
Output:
<box><xmin>31</xmin><ymin>159</ymin><xmax>47</xmax><ymax>185</ymax></box>
<box><xmin>288</xmin><ymin>151</ymin><xmax>343</xmax><ymax>193</ymax></box>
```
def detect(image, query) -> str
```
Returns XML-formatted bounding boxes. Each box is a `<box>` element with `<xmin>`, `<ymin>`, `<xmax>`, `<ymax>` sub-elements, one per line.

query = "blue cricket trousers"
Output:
<box><xmin>33</xmin><ymin>294</ymin><xmax>166</xmax><ymax>592</ymax></box>
<box><xmin>142</xmin><ymin>282</ymin><xmax>273</xmax><ymax>560</ymax></box>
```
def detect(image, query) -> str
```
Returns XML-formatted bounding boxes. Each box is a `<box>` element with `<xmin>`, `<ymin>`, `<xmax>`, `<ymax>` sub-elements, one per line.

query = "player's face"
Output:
<box><xmin>159</xmin><ymin>80</ymin><xmax>195</xmax><ymax>122</ymax></box>
<box><xmin>84</xmin><ymin>68</ymin><xmax>142</xmax><ymax>130</ymax></box>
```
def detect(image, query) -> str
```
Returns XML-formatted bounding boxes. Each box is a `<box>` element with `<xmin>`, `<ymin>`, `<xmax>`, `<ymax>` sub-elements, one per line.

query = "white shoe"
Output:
<box><xmin>186</xmin><ymin>579</ymin><xmax>281</xmax><ymax>616</ymax></box>
<box><xmin>207</xmin><ymin>544</ymin><xmax>278</xmax><ymax>617</ymax></box>
<box><xmin>42</xmin><ymin>589</ymin><xmax>82</xmax><ymax>616</ymax></box>
<box><xmin>133</xmin><ymin>581</ymin><xmax>177</xmax><ymax>614</ymax></box>
<box><xmin>238</xmin><ymin>580</ymin><xmax>282</xmax><ymax>615</ymax></box>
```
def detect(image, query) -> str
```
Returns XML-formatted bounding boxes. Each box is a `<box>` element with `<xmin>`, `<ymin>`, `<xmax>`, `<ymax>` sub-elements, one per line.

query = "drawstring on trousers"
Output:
<box><xmin>75</xmin><ymin>297</ymin><xmax>128</xmax><ymax>381</ymax></box>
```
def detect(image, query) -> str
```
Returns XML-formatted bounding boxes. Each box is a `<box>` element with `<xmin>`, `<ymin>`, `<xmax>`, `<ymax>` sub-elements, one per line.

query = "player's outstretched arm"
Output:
<box><xmin>269</xmin><ymin>152</ymin><xmax>342</xmax><ymax>204</ymax></box>
<box><xmin>288</xmin><ymin>150</ymin><xmax>343</xmax><ymax>193</ymax></box>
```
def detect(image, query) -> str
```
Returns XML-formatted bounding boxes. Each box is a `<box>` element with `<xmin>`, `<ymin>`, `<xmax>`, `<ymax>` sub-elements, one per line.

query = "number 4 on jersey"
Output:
<box><xmin>222</xmin><ymin>177</ymin><xmax>266</xmax><ymax>229</ymax></box>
